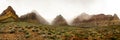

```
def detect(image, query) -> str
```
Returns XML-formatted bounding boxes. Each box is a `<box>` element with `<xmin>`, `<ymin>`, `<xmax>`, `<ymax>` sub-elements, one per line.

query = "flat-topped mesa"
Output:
<box><xmin>0</xmin><ymin>6</ymin><xmax>19</xmax><ymax>22</ymax></box>
<box><xmin>19</xmin><ymin>11</ymin><xmax>48</xmax><ymax>25</ymax></box>
<box><xmin>72</xmin><ymin>13</ymin><xmax>120</xmax><ymax>27</ymax></box>
<box><xmin>52</xmin><ymin>15</ymin><xmax>68</xmax><ymax>26</ymax></box>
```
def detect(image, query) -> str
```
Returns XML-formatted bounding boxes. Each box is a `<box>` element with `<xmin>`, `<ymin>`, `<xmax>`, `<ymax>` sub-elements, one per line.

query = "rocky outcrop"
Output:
<box><xmin>72</xmin><ymin>13</ymin><xmax>120</xmax><ymax>27</ymax></box>
<box><xmin>113</xmin><ymin>14</ymin><xmax>119</xmax><ymax>20</ymax></box>
<box><xmin>72</xmin><ymin>13</ymin><xmax>92</xmax><ymax>26</ymax></box>
<box><xmin>0</xmin><ymin>6</ymin><xmax>19</xmax><ymax>22</ymax></box>
<box><xmin>52</xmin><ymin>15</ymin><xmax>68</xmax><ymax>26</ymax></box>
<box><xmin>19</xmin><ymin>11</ymin><xmax>48</xmax><ymax>25</ymax></box>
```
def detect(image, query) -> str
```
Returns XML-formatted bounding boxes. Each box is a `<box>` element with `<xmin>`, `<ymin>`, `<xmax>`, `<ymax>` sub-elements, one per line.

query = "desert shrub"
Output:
<box><xmin>9</xmin><ymin>29</ymin><xmax>15</xmax><ymax>33</ymax></box>
<box><xmin>49</xmin><ymin>30</ymin><xmax>56</xmax><ymax>34</ymax></box>
<box><xmin>9</xmin><ymin>27</ymin><xmax>12</xmax><ymax>29</ymax></box>
<box><xmin>37</xmin><ymin>31</ymin><xmax>42</xmax><ymax>35</ymax></box>
<box><xmin>15</xmin><ymin>26</ymin><xmax>21</xmax><ymax>29</ymax></box>
<box><xmin>37</xmin><ymin>31</ymin><xmax>45</xmax><ymax>35</ymax></box>
<box><xmin>47</xmin><ymin>32</ymin><xmax>52</xmax><ymax>35</ymax></box>
<box><xmin>48</xmin><ymin>35</ymin><xmax>59</xmax><ymax>40</ymax></box>
<box><xmin>18</xmin><ymin>28</ymin><xmax>25</xmax><ymax>32</ymax></box>
<box><xmin>23</xmin><ymin>30</ymin><xmax>27</xmax><ymax>33</ymax></box>
<box><xmin>110</xmin><ymin>37</ymin><xmax>117</xmax><ymax>40</ymax></box>
<box><xmin>25</xmin><ymin>32</ymin><xmax>30</xmax><ymax>38</ymax></box>
<box><xmin>34</xmin><ymin>26</ymin><xmax>39</xmax><ymax>29</ymax></box>
<box><xmin>25</xmin><ymin>26</ymin><xmax>32</xmax><ymax>29</ymax></box>
<box><xmin>32</xmin><ymin>29</ymin><xmax>39</xmax><ymax>32</ymax></box>
<box><xmin>25</xmin><ymin>34</ymin><xmax>30</xmax><ymax>38</ymax></box>
<box><xmin>56</xmin><ymin>32</ymin><xmax>62</xmax><ymax>35</ymax></box>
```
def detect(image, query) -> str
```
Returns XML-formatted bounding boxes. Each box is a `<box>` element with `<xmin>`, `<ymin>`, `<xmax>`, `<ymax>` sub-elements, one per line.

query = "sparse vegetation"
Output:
<box><xmin>25</xmin><ymin>32</ymin><xmax>30</xmax><ymax>38</ymax></box>
<box><xmin>0</xmin><ymin>22</ymin><xmax>120</xmax><ymax>40</ymax></box>
<box><xmin>8</xmin><ymin>28</ymin><xmax>16</xmax><ymax>34</ymax></box>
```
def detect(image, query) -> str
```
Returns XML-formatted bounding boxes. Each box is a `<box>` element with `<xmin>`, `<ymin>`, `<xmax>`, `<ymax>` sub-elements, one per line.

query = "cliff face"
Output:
<box><xmin>19</xmin><ymin>12</ymin><xmax>48</xmax><ymax>25</ymax></box>
<box><xmin>72</xmin><ymin>14</ymin><xmax>120</xmax><ymax>27</ymax></box>
<box><xmin>52</xmin><ymin>15</ymin><xmax>68</xmax><ymax>26</ymax></box>
<box><xmin>0</xmin><ymin>6</ymin><xmax>19</xmax><ymax>22</ymax></box>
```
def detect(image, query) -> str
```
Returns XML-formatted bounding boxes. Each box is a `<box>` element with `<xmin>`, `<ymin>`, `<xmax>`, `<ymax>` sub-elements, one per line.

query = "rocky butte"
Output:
<box><xmin>52</xmin><ymin>15</ymin><xmax>68</xmax><ymax>26</ymax></box>
<box><xmin>0</xmin><ymin>6</ymin><xmax>19</xmax><ymax>22</ymax></box>
<box><xmin>72</xmin><ymin>13</ymin><xmax>120</xmax><ymax>27</ymax></box>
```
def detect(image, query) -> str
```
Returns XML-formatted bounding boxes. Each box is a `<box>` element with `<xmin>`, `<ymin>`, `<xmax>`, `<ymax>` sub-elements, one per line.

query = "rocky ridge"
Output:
<box><xmin>72</xmin><ymin>13</ymin><xmax>120</xmax><ymax>27</ymax></box>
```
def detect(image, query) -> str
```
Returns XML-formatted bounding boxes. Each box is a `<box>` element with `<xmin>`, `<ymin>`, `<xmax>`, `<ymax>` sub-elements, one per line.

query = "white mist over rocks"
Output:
<box><xmin>76</xmin><ymin>13</ymin><xmax>92</xmax><ymax>21</ymax></box>
<box><xmin>0</xmin><ymin>0</ymin><xmax>120</xmax><ymax>24</ymax></box>
<box><xmin>32</xmin><ymin>10</ymin><xmax>49</xmax><ymax>25</ymax></box>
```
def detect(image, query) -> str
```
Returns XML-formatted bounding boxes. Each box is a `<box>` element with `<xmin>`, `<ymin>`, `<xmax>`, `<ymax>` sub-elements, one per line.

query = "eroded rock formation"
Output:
<box><xmin>19</xmin><ymin>11</ymin><xmax>48</xmax><ymax>24</ymax></box>
<box><xmin>0</xmin><ymin>6</ymin><xmax>19</xmax><ymax>22</ymax></box>
<box><xmin>72</xmin><ymin>13</ymin><xmax>120</xmax><ymax>27</ymax></box>
<box><xmin>72</xmin><ymin>13</ymin><xmax>92</xmax><ymax>26</ymax></box>
<box><xmin>52</xmin><ymin>15</ymin><xmax>68</xmax><ymax>26</ymax></box>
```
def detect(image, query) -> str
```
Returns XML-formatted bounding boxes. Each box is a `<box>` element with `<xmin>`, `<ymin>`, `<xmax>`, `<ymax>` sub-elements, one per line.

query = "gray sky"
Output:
<box><xmin>0</xmin><ymin>0</ymin><xmax>120</xmax><ymax>23</ymax></box>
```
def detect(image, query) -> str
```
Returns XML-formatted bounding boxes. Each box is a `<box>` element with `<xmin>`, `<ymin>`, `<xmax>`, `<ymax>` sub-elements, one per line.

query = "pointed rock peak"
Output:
<box><xmin>113</xmin><ymin>13</ymin><xmax>119</xmax><ymax>20</ymax></box>
<box><xmin>52</xmin><ymin>14</ymin><xmax>68</xmax><ymax>26</ymax></box>
<box><xmin>1</xmin><ymin>6</ymin><xmax>16</xmax><ymax>16</ymax></box>
<box><xmin>58</xmin><ymin>14</ymin><xmax>62</xmax><ymax>16</ymax></box>
<box><xmin>54</xmin><ymin>15</ymin><xmax>64</xmax><ymax>20</ymax></box>
<box><xmin>0</xmin><ymin>6</ymin><xmax>18</xmax><ymax>22</ymax></box>
<box><xmin>55</xmin><ymin>15</ymin><xmax>66</xmax><ymax>21</ymax></box>
<box><xmin>57</xmin><ymin>14</ymin><xmax>63</xmax><ymax>18</ymax></box>
<box><xmin>113</xmin><ymin>14</ymin><xmax>117</xmax><ymax>16</ymax></box>
<box><xmin>8</xmin><ymin>6</ymin><xmax>13</xmax><ymax>9</ymax></box>
<box><xmin>5</xmin><ymin>6</ymin><xmax>15</xmax><ymax>12</ymax></box>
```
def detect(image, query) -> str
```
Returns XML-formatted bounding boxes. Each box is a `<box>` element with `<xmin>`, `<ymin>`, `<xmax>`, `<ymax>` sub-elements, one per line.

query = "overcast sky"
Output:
<box><xmin>0</xmin><ymin>0</ymin><xmax>120</xmax><ymax>23</ymax></box>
